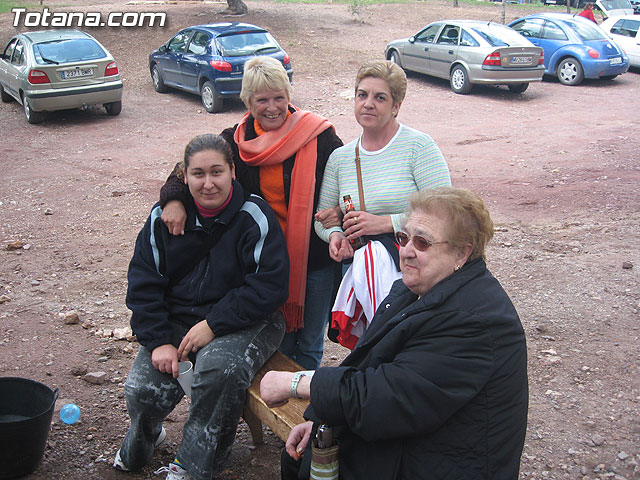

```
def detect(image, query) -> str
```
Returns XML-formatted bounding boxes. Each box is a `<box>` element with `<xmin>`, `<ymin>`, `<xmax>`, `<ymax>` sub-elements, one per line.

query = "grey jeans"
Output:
<box><xmin>118</xmin><ymin>313</ymin><xmax>285</xmax><ymax>480</ymax></box>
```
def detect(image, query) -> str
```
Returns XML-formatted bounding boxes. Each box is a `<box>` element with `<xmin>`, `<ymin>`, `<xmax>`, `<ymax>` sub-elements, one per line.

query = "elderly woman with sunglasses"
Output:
<box><xmin>261</xmin><ymin>187</ymin><xmax>529</xmax><ymax>480</ymax></box>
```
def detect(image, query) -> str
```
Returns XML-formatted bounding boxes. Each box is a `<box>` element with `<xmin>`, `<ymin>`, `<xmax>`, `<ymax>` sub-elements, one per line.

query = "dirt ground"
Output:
<box><xmin>0</xmin><ymin>0</ymin><xmax>639</xmax><ymax>478</ymax></box>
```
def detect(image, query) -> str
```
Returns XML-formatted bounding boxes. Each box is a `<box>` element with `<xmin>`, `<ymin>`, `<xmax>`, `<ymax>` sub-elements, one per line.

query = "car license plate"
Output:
<box><xmin>511</xmin><ymin>57</ymin><xmax>532</xmax><ymax>65</ymax></box>
<box><xmin>609</xmin><ymin>57</ymin><xmax>622</xmax><ymax>65</ymax></box>
<box><xmin>62</xmin><ymin>68</ymin><xmax>93</xmax><ymax>79</ymax></box>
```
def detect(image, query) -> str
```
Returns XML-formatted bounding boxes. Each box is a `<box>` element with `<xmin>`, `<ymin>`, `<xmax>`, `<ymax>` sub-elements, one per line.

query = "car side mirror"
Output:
<box><xmin>409</xmin><ymin>36</ymin><xmax>416</xmax><ymax>43</ymax></box>
<box><xmin>159</xmin><ymin>45</ymin><xmax>168</xmax><ymax>53</ymax></box>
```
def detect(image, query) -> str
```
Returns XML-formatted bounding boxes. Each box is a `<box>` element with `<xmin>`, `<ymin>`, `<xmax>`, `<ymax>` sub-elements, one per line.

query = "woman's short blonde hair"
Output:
<box><xmin>408</xmin><ymin>187</ymin><xmax>494</xmax><ymax>261</ymax></box>
<box><xmin>239</xmin><ymin>56</ymin><xmax>292</xmax><ymax>108</ymax></box>
<box><xmin>355</xmin><ymin>60</ymin><xmax>407</xmax><ymax>105</ymax></box>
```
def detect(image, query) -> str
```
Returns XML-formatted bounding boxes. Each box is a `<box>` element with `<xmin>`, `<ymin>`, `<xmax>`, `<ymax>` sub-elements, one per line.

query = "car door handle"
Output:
<box><xmin>424</xmin><ymin>47</ymin><xmax>429</xmax><ymax>52</ymax></box>
<box><xmin>449</xmin><ymin>50</ymin><xmax>454</xmax><ymax>55</ymax></box>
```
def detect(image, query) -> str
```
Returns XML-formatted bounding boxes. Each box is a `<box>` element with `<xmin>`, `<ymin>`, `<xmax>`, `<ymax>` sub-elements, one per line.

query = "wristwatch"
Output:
<box><xmin>290</xmin><ymin>370</ymin><xmax>314</xmax><ymax>399</ymax></box>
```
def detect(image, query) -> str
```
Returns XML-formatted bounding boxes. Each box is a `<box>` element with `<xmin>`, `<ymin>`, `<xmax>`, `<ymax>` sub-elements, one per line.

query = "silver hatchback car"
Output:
<box><xmin>0</xmin><ymin>29</ymin><xmax>123</xmax><ymax>124</ymax></box>
<box><xmin>386</xmin><ymin>20</ymin><xmax>545</xmax><ymax>94</ymax></box>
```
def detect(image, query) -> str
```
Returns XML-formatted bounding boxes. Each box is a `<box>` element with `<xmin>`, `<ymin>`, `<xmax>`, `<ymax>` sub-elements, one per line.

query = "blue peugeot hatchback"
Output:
<box><xmin>509</xmin><ymin>13</ymin><xmax>628</xmax><ymax>85</ymax></box>
<box><xmin>149</xmin><ymin>23</ymin><xmax>292</xmax><ymax>113</ymax></box>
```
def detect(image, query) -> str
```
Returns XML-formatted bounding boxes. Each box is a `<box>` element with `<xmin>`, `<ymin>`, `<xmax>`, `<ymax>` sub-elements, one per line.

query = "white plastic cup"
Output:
<box><xmin>177</xmin><ymin>361</ymin><xmax>194</xmax><ymax>397</ymax></box>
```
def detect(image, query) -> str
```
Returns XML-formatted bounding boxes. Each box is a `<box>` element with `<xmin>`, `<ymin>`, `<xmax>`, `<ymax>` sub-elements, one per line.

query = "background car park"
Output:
<box><xmin>0</xmin><ymin>29</ymin><xmax>122</xmax><ymax>124</ymax></box>
<box><xmin>600</xmin><ymin>14</ymin><xmax>640</xmax><ymax>67</ymax></box>
<box><xmin>1</xmin><ymin>1</ymin><xmax>640</xmax><ymax>479</ymax></box>
<box><xmin>385</xmin><ymin>20</ymin><xmax>544</xmax><ymax>94</ymax></box>
<box><xmin>509</xmin><ymin>13</ymin><xmax>629</xmax><ymax>85</ymax></box>
<box><xmin>148</xmin><ymin>22</ymin><xmax>292</xmax><ymax>113</ymax></box>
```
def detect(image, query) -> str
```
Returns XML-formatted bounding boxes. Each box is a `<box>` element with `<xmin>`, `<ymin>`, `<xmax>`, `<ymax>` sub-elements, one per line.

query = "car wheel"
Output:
<box><xmin>557</xmin><ymin>58</ymin><xmax>584</xmax><ymax>86</ymax></box>
<box><xmin>0</xmin><ymin>84</ymin><xmax>11</xmax><ymax>103</ymax></box>
<box><xmin>152</xmin><ymin>65</ymin><xmax>168</xmax><ymax>93</ymax></box>
<box><xmin>450</xmin><ymin>65</ymin><xmax>472</xmax><ymax>94</ymax></box>
<box><xmin>201</xmin><ymin>81</ymin><xmax>223</xmax><ymax>113</ymax></box>
<box><xmin>389</xmin><ymin>51</ymin><xmax>403</xmax><ymax>69</ymax></box>
<box><xmin>105</xmin><ymin>101</ymin><xmax>122</xmax><ymax>116</ymax></box>
<box><xmin>22</xmin><ymin>93</ymin><xmax>45</xmax><ymax>124</ymax></box>
<box><xmin>601</xmin><ymin>75</ymin><xmax>617</xmax><ymax>80</ymax></box>
<box><xmin>508</xmin><ymin>83</ymin><xmax>529</xmax><ymax>94</ymax></box>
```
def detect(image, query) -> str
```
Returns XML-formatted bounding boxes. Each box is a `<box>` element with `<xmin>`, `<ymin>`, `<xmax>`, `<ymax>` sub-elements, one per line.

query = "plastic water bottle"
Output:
<box><xmin>60</xmin><ymin>403</ymin><xmax>81</xmax><ymax>424</ymax></box>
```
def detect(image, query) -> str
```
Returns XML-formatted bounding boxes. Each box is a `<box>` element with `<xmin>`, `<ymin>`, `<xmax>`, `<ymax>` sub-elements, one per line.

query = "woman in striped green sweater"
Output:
<box><xmin>314</xmin><ymin>60</ymin><xmax>451</xmax><ymax>262</ymax></box>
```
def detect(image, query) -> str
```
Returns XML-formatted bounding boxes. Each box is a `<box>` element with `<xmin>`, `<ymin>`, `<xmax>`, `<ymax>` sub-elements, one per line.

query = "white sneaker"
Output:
<box><xmin>154</xmin><ymin>462</ymin><xmax>193</xmax><ymax>480</ymax></box>
<box><xmin>113</xmin><ymin>426</ymin><xmax>167</xmax><ymax>471</ymax></box>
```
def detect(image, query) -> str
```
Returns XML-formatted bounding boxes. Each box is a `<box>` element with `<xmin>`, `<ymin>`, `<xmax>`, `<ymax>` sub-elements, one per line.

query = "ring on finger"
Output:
<box><xmin>354</xmin><ymin>216</ymin><xmax>358</xmax><ymax>224</ymax></box>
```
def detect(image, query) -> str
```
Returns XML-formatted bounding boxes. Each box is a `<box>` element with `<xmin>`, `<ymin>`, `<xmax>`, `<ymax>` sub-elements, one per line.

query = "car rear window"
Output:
<box><xmin>33</xmin><ymin>38</ymin><xmax>107</xmax><ymax>65</ymax></box>
<box><xmin>472</xmin><ymin>25</ymin><xmax>526</xmax><ymax>46</ymax></box>
<box><xmin>216</xmin><ymin>32</ymin><xmax>281</xmax><ymax>57</ymax></box>
<box><xmin>564</xmin><ymin>19</ymin><xmax>608</xmax><ymax>41</ymax></box>
<box><xmin>473</xmin><ymin>29</ymin><xmax>508</xmax><ymax>46</ymax></box>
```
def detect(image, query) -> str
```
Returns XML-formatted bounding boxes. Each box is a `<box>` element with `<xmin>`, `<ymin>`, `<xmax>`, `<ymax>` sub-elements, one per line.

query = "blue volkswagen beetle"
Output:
<box><xmin>149</xmin><ymin>23</ymin><xmax>292</xmax><ymax>113</ymax></box>
<box><xmin>508</xmin><ymin>13</ymin><xmax>629</xmax><ymax>85</ymax></box>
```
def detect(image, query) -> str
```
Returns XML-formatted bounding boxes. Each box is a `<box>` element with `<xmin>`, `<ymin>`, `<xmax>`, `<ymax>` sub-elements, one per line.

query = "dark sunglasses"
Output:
<box><xmin>395</xmin><ymin>231</ymin><xmax>448</xmax><ymax>252</ymax></box>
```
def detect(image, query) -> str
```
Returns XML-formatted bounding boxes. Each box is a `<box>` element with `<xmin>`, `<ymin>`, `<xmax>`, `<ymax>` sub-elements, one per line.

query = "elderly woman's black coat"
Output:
<box><xmin>304</xmin><ymin>258</ymin><xmax>528</xmax><ymax>480</ymax></box>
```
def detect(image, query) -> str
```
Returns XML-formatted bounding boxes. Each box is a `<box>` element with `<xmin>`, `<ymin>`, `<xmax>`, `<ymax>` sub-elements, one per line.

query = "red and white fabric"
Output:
<box><xmin>331</xmin><ymin>241</ymin><xmax>402</xmax><ymax>349</ymax></box>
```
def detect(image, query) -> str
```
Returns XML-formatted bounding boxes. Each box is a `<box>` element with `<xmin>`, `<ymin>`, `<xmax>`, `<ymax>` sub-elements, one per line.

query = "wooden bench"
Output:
<box><xmin>243</xmin><ymin>351</ymin><xmax>310</xmax><ymax>444</ymax></box>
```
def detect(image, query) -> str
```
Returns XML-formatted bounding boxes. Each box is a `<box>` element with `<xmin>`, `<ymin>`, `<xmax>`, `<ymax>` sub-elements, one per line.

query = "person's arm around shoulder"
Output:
<box><xmin>159</xmin><ymin>162</ymin><xmax>190</xmax><ymax>235</ymax></box>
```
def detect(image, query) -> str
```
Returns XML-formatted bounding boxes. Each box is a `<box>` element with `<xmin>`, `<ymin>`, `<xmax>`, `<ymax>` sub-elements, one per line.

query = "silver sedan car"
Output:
<box><xmin>0</xmin><ymin>30</ymin><xmax>123</xmax><ymax>124</ymax></box>
<box><xmin>385</xmin><ymin>20</ymin><xmax>545</xmax><ymax>94</ymax></box>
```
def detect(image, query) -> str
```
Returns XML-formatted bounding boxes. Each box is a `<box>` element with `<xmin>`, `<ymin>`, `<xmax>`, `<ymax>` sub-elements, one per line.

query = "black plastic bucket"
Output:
<box><xmin>0</xmin><ymin>377</ymin><xmax>59</xmax><ymax>479</ymax></box>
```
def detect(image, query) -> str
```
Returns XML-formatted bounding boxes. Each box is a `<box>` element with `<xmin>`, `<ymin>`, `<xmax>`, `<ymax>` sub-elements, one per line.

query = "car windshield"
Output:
<box><xmin>599</xmin><ymin>0</ymin><xmax>632</xmax><ymax>8</ymax></box>
<box><xmin>33</xmin><ymin>38</ymin><xmax>107</xmax><ymax>65</ymax></box>
<box><xmin>216</xmin><ymin>32</ymin><xmax>280</xmax><ymax>57</ymax></box>
<box><xmin>472</xmin><ymin>25</ymin><xmax>524</xmax><ymax>46</ymax></box>
<box><xmin>564</xmin><ymin>18</ymin><xmax>608</xmax><ymax>40</ymax></box>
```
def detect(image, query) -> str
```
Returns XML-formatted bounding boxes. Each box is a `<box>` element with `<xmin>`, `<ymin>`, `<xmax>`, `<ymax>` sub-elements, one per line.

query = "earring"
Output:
<box><xmin>454</xmin><ymin>265</ymin><xmax>461</xmax><ymax>272</ymax></box>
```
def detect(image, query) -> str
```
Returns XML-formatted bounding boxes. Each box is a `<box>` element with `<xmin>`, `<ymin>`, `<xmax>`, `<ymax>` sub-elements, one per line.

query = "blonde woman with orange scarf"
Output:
<box><xmin>159</xmin><ymin>57</ymin><xmax>343</xmax><ymax>369</ymax></box>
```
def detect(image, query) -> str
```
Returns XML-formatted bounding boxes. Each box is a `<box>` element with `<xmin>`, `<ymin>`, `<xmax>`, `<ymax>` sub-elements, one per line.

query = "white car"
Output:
<box><xmin>600</xmin><ymin>15</ymin><xmax>640</xmax><ymax>67</ymax></box>
<box><xmin>596</xmin><ymin>0</ymin><xmax>635</xmax><ymax>16</ymax></box>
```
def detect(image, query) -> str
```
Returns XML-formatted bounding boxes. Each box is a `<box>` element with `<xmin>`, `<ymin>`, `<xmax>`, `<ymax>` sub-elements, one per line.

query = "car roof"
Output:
<box><xmin>21</xmin><ymin>29</ymin><xmax>93</xmax><ymax>43</ymax></box>
<box><xmin>601</xmin><ymin>13</ymin><xmax>640</xmax><ymax>21</ymax></box>
<box><xmin>522</xmin><ymin>12</ymin><xmax>592</xmax><ymax>21</ymax></box>
<box><xmin>186</xmin><ymin>23</ymin><xmax>267</xmax><ymax>35</ymax></box>
<box><xmin>430</xmin><ymin>19</ymin><xmax>510</xmax><ymax>28</ymax></box>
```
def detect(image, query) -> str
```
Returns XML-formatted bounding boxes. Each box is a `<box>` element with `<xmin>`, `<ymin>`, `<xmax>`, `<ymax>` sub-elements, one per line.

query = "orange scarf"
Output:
<box><xmin>234</xmin><ymin>108</ymin><xmax>333</xmax><ymax>331</ymax></box>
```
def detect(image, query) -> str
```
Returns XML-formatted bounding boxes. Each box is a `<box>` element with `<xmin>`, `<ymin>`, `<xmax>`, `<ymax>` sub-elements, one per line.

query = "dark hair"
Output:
<box><xmin>182</xmin><ymin>134</ymin><xmax>233</xmax><ymax>171</ymax></box>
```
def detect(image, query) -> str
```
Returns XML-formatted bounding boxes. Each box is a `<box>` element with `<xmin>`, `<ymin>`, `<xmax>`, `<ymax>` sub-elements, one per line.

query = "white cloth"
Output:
<box><xmin>331</xmin><ymin>241</ymin><xmax>402</xmax><ymax>349</ymax></box>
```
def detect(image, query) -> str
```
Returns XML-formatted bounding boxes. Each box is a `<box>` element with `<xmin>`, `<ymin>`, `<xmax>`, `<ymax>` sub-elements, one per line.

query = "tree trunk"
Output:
<box><xmin>223</xmin><ymin>0</ymin><xmax>248</xmax><ymax>15</ymax></box>
<box><xmin>501</xmin><ymin>0</ymin><xmax>506</xmax><ymax>24</ymax></box>
<box><xmin>453</xmin><ymin>0</ymin><xmax>459</xmax><ymax>7</ymax></box>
